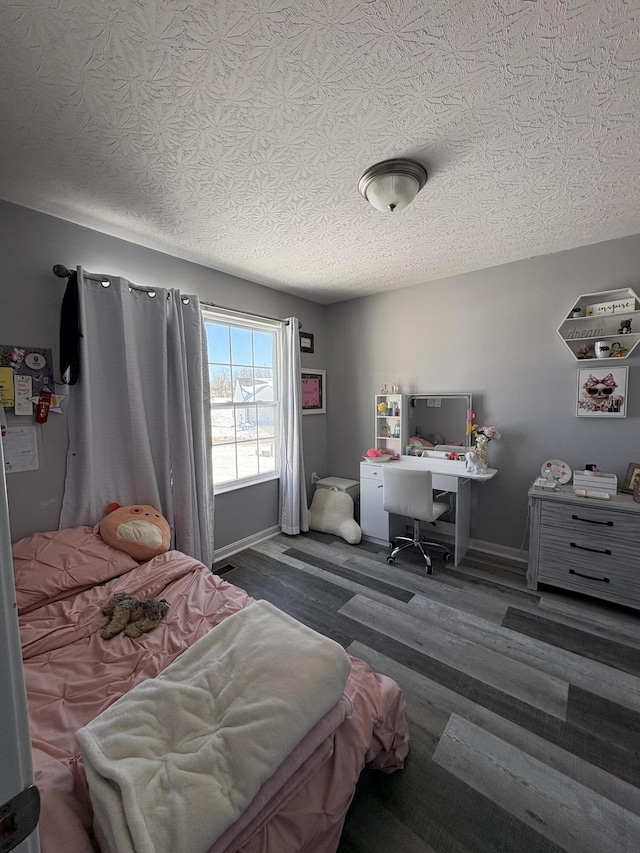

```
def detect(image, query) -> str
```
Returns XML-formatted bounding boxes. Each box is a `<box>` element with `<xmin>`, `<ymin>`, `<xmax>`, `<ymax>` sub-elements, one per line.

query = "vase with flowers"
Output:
<box><xmin>471</xmin><ymin>424</ymin><xmax>501</xmax><ymax>467</ymax></box>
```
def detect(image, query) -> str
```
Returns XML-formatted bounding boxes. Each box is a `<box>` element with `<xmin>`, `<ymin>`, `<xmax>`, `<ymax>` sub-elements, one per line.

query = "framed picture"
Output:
<box><xmin>622</xmin><ymin>463</ymin><xmax>640</xmax><ymax>494</ymax></box>
<box><xmin>576</xmin><ymin>365</ymin><xmax>628</xmax><ymax>418</ymax></box>
<box><xmin>299</xmin><ymin>331</ymin><xmax>314</xmax><ymax>353</ymax></box>
<box><xmin>301</xmin><ymin>369</ymin><xmax>325</xmax><ymax>415</ymax></box>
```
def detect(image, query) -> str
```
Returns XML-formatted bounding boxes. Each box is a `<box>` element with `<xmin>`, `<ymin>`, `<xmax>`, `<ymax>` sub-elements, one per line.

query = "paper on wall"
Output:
<box><xmin>3</xmin><ymin>426</ymin><xmax>39</xmax><ymax>473</ymax></box>
<box><xmin>14</xmin><ymin>374</ymin><xmax>33</xmax><ymax>415</ymax></box>
<box><xmin>0</xmin><ymin>367</ymin><xmax>14</xmax><ymax>407</ymax></box>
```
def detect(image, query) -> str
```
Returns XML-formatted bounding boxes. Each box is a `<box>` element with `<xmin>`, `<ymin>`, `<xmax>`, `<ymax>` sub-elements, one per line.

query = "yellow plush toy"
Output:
<box><xmin>99</xmin><ymin>502</ymin><xmax>171</xmax><ymax>562</ymax></box>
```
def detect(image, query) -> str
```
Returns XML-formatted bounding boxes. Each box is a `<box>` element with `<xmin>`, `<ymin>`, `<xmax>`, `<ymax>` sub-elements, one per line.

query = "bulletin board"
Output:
<box><xmin>0</xmin><ymin>345</ymin><xmax>54</xmax><ymax>411</ymax></box>
<box><xmin>301</xmin><ymin>369</ymin><xmax>326</xmax><ymax>414</ymax></box>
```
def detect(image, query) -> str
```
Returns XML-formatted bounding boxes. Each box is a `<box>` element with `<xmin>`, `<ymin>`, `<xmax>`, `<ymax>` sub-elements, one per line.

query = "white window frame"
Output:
<box><xmin>204</xmin><ymin>308</ymin><xmax>282</xmax><ymax>494</ymax></box>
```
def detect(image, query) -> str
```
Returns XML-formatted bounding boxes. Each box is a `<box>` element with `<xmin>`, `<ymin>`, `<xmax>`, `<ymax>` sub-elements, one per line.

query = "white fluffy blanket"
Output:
<box><xmin>76</xmin><ymin>600</ymin><xmax>351</xmax><ymax>853</ymax></box>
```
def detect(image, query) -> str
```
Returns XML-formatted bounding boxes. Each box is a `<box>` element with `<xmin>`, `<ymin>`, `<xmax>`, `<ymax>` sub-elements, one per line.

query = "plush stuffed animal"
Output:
<box><xmin>465</xmin><ymin>449</ymin><xmax>487</xmax><ymax>475</ymax></box>
<box><xmin>99</xmin><ymin>503</ymin><xmax>171</xmax><ymax>562</ymax></box>
<box><xmin>101</xmin><ymin>591</ymin><xmax>169</xmax><ymax>639</ymax></box>
<box><xmin>308</xmin><ymin>488</ymin><xmax>361</xmax><ymax>545</ymax></box>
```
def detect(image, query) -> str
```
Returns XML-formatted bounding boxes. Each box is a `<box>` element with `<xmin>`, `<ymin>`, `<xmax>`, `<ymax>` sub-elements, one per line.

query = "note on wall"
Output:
<box><xmin>14</xmin><ymin>374</ymin><xmax>33</xmax><ymax>415</ymax></box>
<box><xmin>0</xmin><ymin>367</ymin><xmax>14</xmax><ymax>407</ymax></box>
<box><xmin>3</xmin><ymin>426</ymin><xmax>39</xmax><ymax>473</ymax></box>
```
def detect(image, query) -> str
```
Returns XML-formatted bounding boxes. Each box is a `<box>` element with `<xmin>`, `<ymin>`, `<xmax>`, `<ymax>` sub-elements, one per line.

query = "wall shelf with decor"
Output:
<box><xmin>557</xmin><ymin>287</ymin><xmax>640</xmax><ymax>361</ymax></box>
<box><xmin>374</xmin><ymin>394</ymin><xmax>405</xmax><ymax>455</ymax></box>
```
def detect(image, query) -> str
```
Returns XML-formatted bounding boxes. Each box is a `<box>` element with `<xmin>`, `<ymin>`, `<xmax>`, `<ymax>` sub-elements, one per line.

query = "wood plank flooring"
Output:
<box><xmin>213</xmin><ymin>531</ymin><xmax>640</xmax><ymax>853</ymax></box>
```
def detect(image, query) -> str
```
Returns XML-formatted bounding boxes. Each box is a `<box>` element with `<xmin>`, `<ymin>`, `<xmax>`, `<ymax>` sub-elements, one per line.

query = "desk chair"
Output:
<box><xmin>382</xmin><ymin>466</ymin><xmax>452</xmax><ymax>572</ymax></box>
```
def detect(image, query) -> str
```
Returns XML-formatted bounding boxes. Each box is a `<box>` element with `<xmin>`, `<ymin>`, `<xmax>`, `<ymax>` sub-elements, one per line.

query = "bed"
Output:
<box><xmin>12</xmin><ymin>525</ymin><xmax>409</xmax><ymax>853</ymax></box>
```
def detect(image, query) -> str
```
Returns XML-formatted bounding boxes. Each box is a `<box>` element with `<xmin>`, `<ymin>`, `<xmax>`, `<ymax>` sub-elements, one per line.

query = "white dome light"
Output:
<box><xmin>358</xmin><ymin>159</ymin><xmax>428</xmax><ymax>213</ymax></box>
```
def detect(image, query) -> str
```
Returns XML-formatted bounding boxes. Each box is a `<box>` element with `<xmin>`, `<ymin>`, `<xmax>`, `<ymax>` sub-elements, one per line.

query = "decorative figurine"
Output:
<box><xmin>465</xmin><ymin>449</ymin><xmax>487</xmax><ymax>475</ymax></box>
<box><xmin>577</xmin><ymin>343</ymin><xmax>594</xmax><ymax>359</ymax></box>
<box><xmin>611</xmin><ymin>342</ymin><xmax>628</xmax><ymax>357</ymax></box>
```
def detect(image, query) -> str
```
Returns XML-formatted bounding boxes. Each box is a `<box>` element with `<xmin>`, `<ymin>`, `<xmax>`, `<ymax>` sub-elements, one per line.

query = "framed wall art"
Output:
<box><xmin>299</xmin><ymin>331</ymin><xmax>314</xmax><ymax>353</ymax></box>
<box><xmin>622</xmin><ymin>462</ymin><xmax>640</xmax><ymax>494</ymax></box>
<box><xmin>301</xmin><ymin>368</ymin><xmax>325</xmax><ymax>415</ymax></box>
<box><xmin>576</xmin><ymin>365</ymin><xmax>628</xmax><ymax>418</ymax></box>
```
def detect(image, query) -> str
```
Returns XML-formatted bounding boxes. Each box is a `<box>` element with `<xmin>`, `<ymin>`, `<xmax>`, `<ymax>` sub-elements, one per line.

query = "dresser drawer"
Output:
<box><xmin>538</xmin><ymin>535</ymin><xmax>640</xmax><ymax>606</ymax></box>
<box><xmin>360</xmin><ymin>463</ymin><xmax>384</xmax><ymax>481</ymax></box>
<box><xmin>540</xmin><ymin>501</ymin><xmax>639</xmax><ymax>544</ymax></box>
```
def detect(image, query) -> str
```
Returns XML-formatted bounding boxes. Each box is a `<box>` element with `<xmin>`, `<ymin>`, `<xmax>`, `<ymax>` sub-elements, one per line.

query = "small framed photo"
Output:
<box><xmin>299</xmin><ymin>331</ymin><xmax>314</xmax><ymax>353</ymax></box>
<box><xmin>576</xmin><ymin>365</ymin><xmax>628</xmax><ymax>418</ymax></box>
<box><xmin>622</xmin><ymin>463</ymin><xmax>640</xmax><ymax>494</ymax></box>
<box><xmin>301</xmin><ymin>368</ymin><xmax>325</xmax><ymax>415</ymax></box>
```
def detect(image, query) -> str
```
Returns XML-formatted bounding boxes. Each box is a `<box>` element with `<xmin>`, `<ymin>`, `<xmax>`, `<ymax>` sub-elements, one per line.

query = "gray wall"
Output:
<box><xmin>0</xmin><ymin>201</ymin><xmax>328</xmax><ymax>546</ymax></box>
<box><xmin>3</xmin><ymin>198</ymin><xmax>640</xmax><ymax>557</ymax></box>
<box><xmin>326</xmin><ymin>237</ymin><xmax>640</xmax><ymax>555</ymax></box>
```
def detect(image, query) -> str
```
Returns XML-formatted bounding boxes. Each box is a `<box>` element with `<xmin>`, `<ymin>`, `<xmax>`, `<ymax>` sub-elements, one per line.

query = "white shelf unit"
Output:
<box><xmin>557</xmin><ymin>287</ymin><xmax>640</xmax><ymax>361</ymax></box>
<box><xmin>374</xmin><ymin>394</ymin><xmax>405</xmax><ymax>455</ymax></box>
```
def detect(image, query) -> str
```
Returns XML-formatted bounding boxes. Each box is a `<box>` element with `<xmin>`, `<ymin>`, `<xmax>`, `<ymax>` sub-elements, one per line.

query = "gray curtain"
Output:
<box><xmin>279</xmin><ymin>317</ymin><xmax>308</xmax><ymax>535</ymax></box>
<box><xmin>60</xmin><ymin>267</ymin><xmax>214</xmax><ymax>565</ymax></box>
<box><xmin>280</xmin><ymin>317</ymin><xmax>309</xmax><ymax>535</ymax></box>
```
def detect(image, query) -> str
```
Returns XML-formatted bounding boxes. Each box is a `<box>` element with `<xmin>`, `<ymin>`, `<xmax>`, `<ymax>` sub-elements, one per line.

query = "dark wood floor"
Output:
<box><xmin>214</xmin><ymin>531</ymin><xmax>640</xmax><ymax>853</ymax></box>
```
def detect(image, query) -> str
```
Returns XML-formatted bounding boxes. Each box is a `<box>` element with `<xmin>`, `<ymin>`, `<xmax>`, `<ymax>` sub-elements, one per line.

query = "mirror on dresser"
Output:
<box><xmin>406</xmin><ymin>393</ymin><xmax>473</xmax><ymax>452</ymax></box>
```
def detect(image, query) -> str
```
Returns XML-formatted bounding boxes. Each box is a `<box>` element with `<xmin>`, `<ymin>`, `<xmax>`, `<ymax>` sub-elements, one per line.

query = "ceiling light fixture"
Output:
<box><xmin>358</xmin><ymin>158</ymin><xmax>428</xmax><ymax>213</ymax></box>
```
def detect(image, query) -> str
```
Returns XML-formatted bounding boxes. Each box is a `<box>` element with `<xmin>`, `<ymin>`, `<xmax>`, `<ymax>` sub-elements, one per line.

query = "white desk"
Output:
<box><xmin>359</xmin><ymin>454</ymin><xmax>497</xmax><ymax>566</ymax></box>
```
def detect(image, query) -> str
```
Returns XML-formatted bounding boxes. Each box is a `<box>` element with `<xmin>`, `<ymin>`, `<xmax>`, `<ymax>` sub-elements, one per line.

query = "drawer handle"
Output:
<box><xmin>569</xmin><ymin>568</ymin><xmax>610</xmax><ymax>583</ymax></box>
<box><xmin>571</xmin><ymin>514</ymin><xmax>613</xmax><ymax>526</ymax></box>
<box><xmin>569</xmin><ymin>542</ymin><xmax>611</xmax><ymax>555</ymax></box>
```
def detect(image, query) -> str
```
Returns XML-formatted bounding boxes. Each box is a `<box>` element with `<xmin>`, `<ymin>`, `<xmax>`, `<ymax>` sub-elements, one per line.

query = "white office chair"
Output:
<box><xmin>382</xmin><ymin>465</ymin><xmax>452</xmax><ymax>572</ymax></box>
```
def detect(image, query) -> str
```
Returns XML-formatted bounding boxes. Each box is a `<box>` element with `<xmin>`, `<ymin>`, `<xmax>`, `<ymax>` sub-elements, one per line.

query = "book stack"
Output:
<box><xmin>573</xmin><ymin>470</ymin><xmax>618</xmax><ymax>497</ymax></box>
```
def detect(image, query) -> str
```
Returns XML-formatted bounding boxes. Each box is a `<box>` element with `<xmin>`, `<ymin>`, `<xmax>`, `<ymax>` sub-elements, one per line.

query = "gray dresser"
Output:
<box><xmin>527</xmin><ymin>484</ymin><xmax>640</xmax><ymax>610</ymax></box>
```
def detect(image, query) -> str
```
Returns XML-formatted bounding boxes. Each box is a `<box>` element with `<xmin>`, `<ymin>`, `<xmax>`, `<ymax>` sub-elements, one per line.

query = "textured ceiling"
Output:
<box><xmin>1</xmin><ymin>0</ymin><xmax>640</xmax><ymax>304</ymax></box>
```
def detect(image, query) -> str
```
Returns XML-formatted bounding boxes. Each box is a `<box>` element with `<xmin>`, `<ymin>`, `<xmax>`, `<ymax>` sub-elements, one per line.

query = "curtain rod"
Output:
<box><xmin>53</xmin><ymin>266</ymin><xmax>300</xmax><ymax>327</ymax></box>
<box><xmin>199</xmin><ymin>300</ymin><xmax>299</xmax><ymax>327</ymax></box>
<box><xmin>53</xmin><ymin>264</ymin><xmax>106</xmax><ymax>283</ymax></box>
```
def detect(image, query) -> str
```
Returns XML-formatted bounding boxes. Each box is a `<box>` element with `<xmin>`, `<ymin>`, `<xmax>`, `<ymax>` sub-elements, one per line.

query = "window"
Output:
<box><xmin>204</xmin><ymin>310</ymin><xmax>281</xmax><ymax>491</ymax></box>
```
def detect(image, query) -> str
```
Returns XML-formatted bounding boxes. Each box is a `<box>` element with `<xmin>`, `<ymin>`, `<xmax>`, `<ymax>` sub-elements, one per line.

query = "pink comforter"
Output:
<box><xmin>16</xmin><ymin>539</ymin><xmax>409</xmax><ymax>853</ymax></box>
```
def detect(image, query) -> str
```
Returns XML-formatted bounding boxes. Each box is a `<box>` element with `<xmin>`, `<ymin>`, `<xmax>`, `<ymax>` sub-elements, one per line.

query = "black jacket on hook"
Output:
<box><xmin>60</xmin><ymin>270</ymin><xmax>80</xmax><ymax>385</ymax></box>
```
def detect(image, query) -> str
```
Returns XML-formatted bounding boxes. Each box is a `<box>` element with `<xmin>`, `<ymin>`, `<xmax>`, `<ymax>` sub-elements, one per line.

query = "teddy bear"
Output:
<box><xmin>101</xmin><ymin>591</ymin><xmax>169</xmax><ymax>639</ymax></box>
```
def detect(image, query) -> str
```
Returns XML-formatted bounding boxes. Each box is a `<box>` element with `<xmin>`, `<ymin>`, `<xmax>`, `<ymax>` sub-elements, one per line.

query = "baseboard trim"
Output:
<box><xmin>361</xmin><ymin>534</ymin><xmax>388</xmax><ymax>547</ymax></box>
<box><xmin>364</xmin><ymin>533</ymin><xmax>528</xmax><ymax>569</ymax></box>
<box><xmin>213</xmin><ymin>526</ymin><xmax>280</xmax><ymax>563</ymax></box>
<box><xmin>469</xmin><ymin>537</ymin><xmax>529</xmax><ymax>567</ymax></box>
<box><xmin>218</xmin><ymin>528</ymin><xmax>529</xmax><ymax>570</ymax></box>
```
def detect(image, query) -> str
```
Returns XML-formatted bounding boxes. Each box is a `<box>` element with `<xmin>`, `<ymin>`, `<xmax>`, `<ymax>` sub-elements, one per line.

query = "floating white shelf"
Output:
<box><xmin>557</xmin><ymin>287</ymin><xmax>640</xmax><ymax>361</ymax></box>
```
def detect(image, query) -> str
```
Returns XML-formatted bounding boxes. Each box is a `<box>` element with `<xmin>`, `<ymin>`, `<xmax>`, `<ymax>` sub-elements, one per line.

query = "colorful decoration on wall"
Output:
<box><xmin>0</xmin><ymin>345</ymin><xmax>55</xmax><ymax>415</ymax></box>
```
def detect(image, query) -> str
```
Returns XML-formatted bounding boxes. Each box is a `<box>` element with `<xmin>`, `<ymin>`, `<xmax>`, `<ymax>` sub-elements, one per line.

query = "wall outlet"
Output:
<box><xmin>311</xmin><ymin>472</ymin><xmax>320</xmax><ymax>483</ymax></box>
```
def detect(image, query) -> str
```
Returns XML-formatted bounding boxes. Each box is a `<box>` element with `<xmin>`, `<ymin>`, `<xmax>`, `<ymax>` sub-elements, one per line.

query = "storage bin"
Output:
<box><xmin>572</xmin><ymin>471</ymin><xmax>618</xmax><ymax>496</ymax></box>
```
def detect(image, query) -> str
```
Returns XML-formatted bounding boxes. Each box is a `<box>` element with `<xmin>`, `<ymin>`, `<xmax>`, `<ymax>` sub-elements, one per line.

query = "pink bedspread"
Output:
<box><xmin>15</xmin><ymin>534</ymin><xmax>409</xmax><ymax>853</ymax></box>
